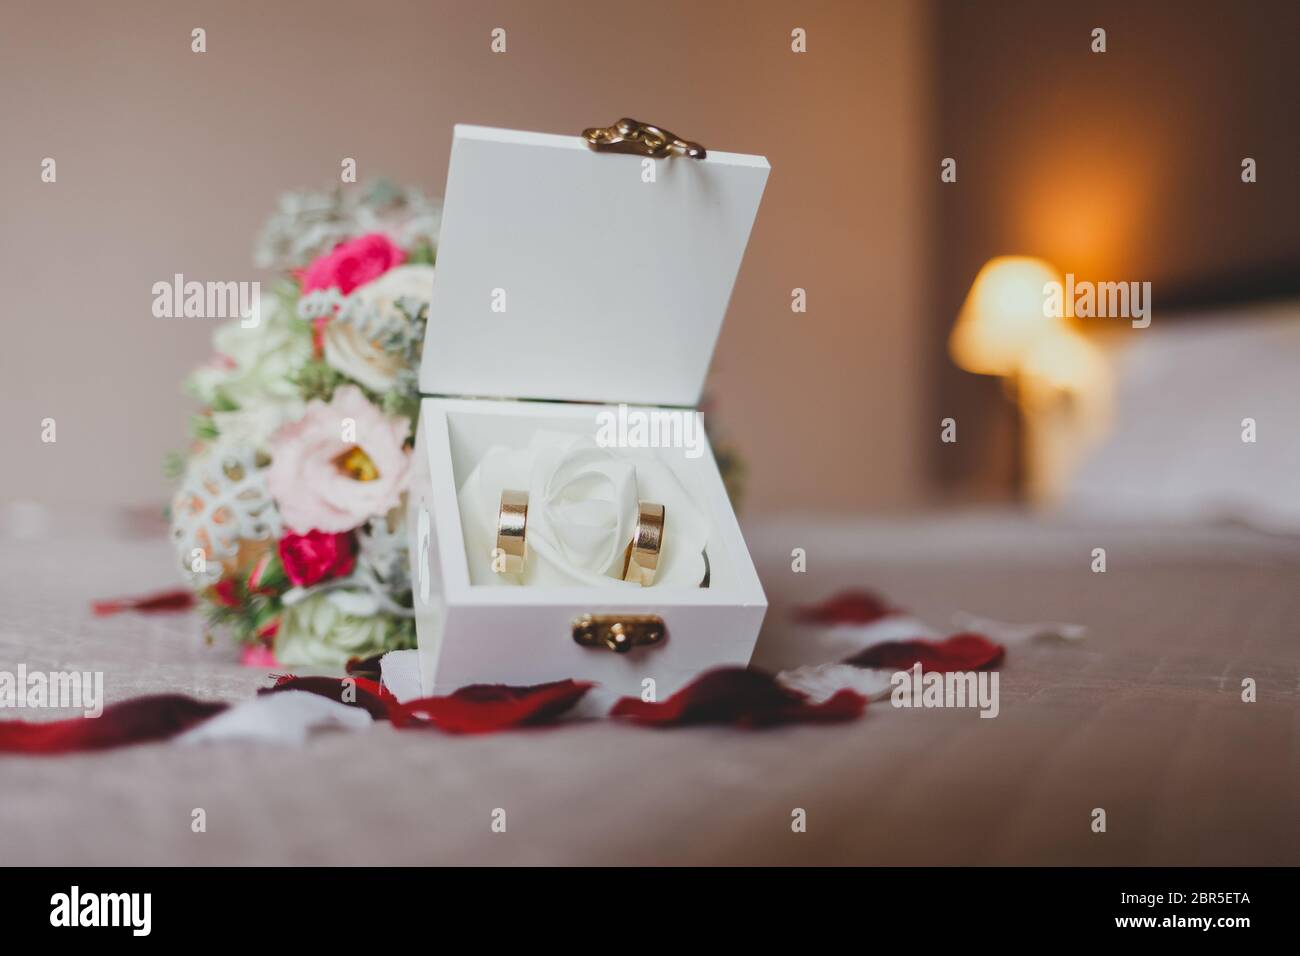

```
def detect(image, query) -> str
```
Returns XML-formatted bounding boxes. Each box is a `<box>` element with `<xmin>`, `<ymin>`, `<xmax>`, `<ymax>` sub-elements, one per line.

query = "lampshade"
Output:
<box><xmin>1018</xmin><ymin>324</ymin><xmax>1113</xmax><ymax>412</ymax></box>
<box><xmin>948</xmin><ymin>256</ymin><xmax>1064</xmax><ymax>376</ymax></box>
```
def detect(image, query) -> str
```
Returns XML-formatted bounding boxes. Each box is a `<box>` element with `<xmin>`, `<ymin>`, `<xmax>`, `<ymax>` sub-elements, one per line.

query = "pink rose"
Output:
<box><xmin>300</xmin><ymin>233</ymin><xmax>406</xmax><ymax>295</ymax></box>
<box><xmin>240</xmin><ymin>644</ymin><xmax>280</xmax><ymax>668</ymax></box>
<box><xmin>278</xmin><ymin>530</ymin><xmax>356</xmax><ymax>587</ymax></box>
<box><xmin>267</xmin><ymin>385</ymin><xmax>411</xmax><ymax>533</ymax></box>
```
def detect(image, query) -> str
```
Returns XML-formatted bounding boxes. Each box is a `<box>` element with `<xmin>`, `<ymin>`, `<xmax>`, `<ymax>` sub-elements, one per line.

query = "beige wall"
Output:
<box><xmin>0</xmin><ymin>0</ymin><xmax>930</xmax><ymax>519</ymax></box>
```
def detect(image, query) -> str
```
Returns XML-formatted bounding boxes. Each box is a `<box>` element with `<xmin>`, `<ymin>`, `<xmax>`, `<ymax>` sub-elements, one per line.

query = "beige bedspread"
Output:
<box><xmin>2</xmin><ymin>511</ymin><xmax>1297</xmax><ymax>865</ymax></box>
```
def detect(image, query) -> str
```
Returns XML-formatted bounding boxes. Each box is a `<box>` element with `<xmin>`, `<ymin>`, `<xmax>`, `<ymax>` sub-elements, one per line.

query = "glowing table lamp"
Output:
<box><xmin>948</xmin><ymin>256</ymin><xmax>1111</xmax><ymax>501</ymax></box>
<box><xmin>948</xmin><ymin>256</ymin><xmax>1064</xmax><ymax>376</ymax></box>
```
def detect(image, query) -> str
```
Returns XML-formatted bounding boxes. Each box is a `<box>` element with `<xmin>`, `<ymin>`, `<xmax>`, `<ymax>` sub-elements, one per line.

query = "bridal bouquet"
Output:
<box><xmin>169</xmin><ymin>182</ymin><xmax>441</xmax><ymax>668</ymax></box>
<box><xmin>168</xmin><ymin>181</ymin><xmax>746</xmax><ymax>670</ymax></box>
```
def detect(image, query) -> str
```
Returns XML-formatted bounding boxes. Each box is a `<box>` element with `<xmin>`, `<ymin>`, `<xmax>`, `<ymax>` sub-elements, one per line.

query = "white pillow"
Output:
<box><xmin>1065</xmin><ymin>300</ymin><xmax>1300</xmax><ymax>532</ymax></box>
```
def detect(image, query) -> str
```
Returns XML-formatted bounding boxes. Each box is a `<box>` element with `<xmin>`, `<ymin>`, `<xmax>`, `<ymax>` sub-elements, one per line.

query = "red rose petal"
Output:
<box><xmin>389</xmin><ymin>680</ymin><xmax>593</xmax><ymax>734</ymax></box>
<box><xmin>0</xmin><ymin>695</ymin><xmax>226</xmax><ymax>754</ymax></box>
<box><xmin>344</xmin><ymin>654</ymin><xmax>385</xmax><ymax>681</ymax></box>
<box><xmin>261</xmin><ymin>675</ymin><xmax>393</xmax><ymax>720</ymax></box>
<box><xmin>91</xmin><ymin>589</ymin><xmax>197</xmax><ymax>616</ymax></box>
<box><xmin>795</xmin><ymin>589</ymin><xmax>897</xmax><ymax>625</ymax></box>
<box><xmin>610</xmin><ymin>667</ymin><xmax>866</xmax><ymax>728</ymax></box>
<box><xmin>844</xmin><ymin>632</ymin><xmax>1005</xmax><ymax>672</ymax></box>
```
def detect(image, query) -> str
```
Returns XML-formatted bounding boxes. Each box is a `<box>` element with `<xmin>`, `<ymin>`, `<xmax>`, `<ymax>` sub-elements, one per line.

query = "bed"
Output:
<box><xmin>1</xmin><ymin>303</ymin><xmax>1298</xmax><ymax>866</ymax></box>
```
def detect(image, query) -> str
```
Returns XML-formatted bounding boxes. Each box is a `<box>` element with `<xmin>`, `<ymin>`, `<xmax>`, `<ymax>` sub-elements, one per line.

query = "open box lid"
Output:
<box><xmin>419</xmin><ymin>124</ymin><xmax>769</xmax><ymax>407</ymax></box>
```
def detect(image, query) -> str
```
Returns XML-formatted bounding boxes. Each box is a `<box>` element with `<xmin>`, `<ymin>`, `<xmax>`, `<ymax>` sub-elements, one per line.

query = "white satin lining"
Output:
<box><xmin>457</xmin><ymin>431</ymin><xmax>710</xmax><ymax>588</ymax></box>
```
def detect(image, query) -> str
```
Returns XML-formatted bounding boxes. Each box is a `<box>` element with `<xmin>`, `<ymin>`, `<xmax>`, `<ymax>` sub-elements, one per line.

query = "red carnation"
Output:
<box><xmin>277</xmin><ymin>530</ymin><xmax>356</xmax><ymax>587</ymax></box>
<box><xmin>299</xmin><ymin>233</ymin><xmax>405</xmax><ymax>295</ymax></box>
<box><xmin>212</xmin><ymin>578</ymin><xmax>241</xmax><ymax>608</ymax></box>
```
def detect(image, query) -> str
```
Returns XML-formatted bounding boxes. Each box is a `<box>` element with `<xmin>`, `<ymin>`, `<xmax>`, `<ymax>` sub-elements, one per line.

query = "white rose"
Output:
<box><xmin>275</xmin><ymin>590</ymin><xmax>414</xmax><ymax>669</ymax></box>
<box><xmin>188</xmin><ymin>292</ymin><xmax>311</xmax><ymax>410</ymax></box>
<box><xmin>323</xmin><ymin>264</ymin><xmax>434</xmax><ymax>393</ymax></box>
<box><xmin>210</xmin><ymin>401</ymin><xmax>304</xmax><ymax>450</ymax></box>
<box><xmin>458</xmin><ymin>432</ymin><xmax>709</xmax><ymax>589</ymax></box>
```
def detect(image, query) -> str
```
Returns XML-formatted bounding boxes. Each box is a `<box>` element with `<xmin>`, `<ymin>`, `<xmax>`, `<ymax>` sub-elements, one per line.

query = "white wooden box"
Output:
<box><xmin>408</xmin><ymin>124</ymin><xmax>770</xmax><ymax>697</ymax></box>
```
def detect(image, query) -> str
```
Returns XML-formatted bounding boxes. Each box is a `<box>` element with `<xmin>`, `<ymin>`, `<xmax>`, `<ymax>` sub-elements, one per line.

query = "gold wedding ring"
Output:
<box><xmin>495</xmin><ymin>489</ymin><xmax>529</xmax><ymax>574</ymax></box>
<box><xmin>622</xmin><ymin>501</ymin><xmax>665</xmax><ymax>586</ymax></box>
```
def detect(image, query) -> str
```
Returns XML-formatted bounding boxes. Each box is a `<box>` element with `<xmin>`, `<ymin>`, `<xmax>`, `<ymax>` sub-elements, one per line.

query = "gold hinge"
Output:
<box><xmin>572</xmin><ymin>614</ymin><xmax>668</xmax><ymax>653</ymax></box>
<box><xmin>582</xmin><ymin>118</ymin><xmax>706</xmax><ymax>159</ymax></box>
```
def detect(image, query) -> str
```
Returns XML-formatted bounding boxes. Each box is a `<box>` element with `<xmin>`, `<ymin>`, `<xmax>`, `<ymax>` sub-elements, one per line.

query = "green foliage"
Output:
<box><xmin>381</xmin><ymin>384</ymin><xmax>421</xmax><ymax>429</ymax></box>
<box><xmin>209</xmin><ymin>388</ymin><xmax>240</xmax><ymax>413</ymax></box>
<box><xmin>271</xmin><ymin>276</ymin><xmax>302</xmax><ymax>315</ymax></box>
<box><xmin>190</xmin><ymin>415</ymin><xmax>220</xmax><ymax>442</ymax></box>
<box><xmin>713</xmin><ymin>444</ymin><xmax>747</xmax><ymax>511</ymax></box>
<box><xmin>293</xmin><ymin>359</ymin><xmax>347</xmax><ymax>403</ymax></box>
<box><xmin>204</xmin><ymin>597</ymin><xmax>260</xmax><ymax>647</ymax></box>
<box><xmin>388</xmin><ymin>615</ymin><xmax>418</xmax><ymax>651</ymax></box>
<box><xmin>203</xmin><ymin>583</ymin><xmax>283</xmax><ymax>649</ymax></box>
<box><xmin>162</xmin><ymin>450</ymin><xmax>186</xmax><ymax>480</ymax></box>
<box><xmin>406</xmin><ymin>239</ymin><xmax>436</xmax><ymax>266</ymax></box>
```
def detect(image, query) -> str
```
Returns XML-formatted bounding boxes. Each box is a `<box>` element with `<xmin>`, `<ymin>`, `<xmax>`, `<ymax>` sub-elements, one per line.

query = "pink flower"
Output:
<box><xmin>278</xmin><ymin>530</ymin><xmax>356</xmax><ymax>587</ymax></box>
<box><xmin>267</xmin><ymin>385</ymin><xmax>410</xmax><ymax>533</ymax></box>
<box><xmin>247</xmin><ymin>551</ymin><xmax>275</xmax><ymax>594</ymax></box>
<box><xmin>300</xmin><ymin>233</ymin><xmax>406</xmax><ymax>295</ymax></box>
<box><xmin>240</xmin><ymin>644</ymin><xmax>280</xmax><ymax>668</ymax></box>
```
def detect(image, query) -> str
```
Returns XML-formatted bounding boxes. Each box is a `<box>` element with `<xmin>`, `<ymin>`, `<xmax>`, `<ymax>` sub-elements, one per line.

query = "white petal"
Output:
<box><xmin>776</xmin><ymin>663</ymin><xmax>895</xmax><ymax>704</ymax></box>
<box><xmin>177</xmin><ymin>690</ymin><xmax>372</xmax><ymax>746</ymax></box>
<box><xmin>951</xmin><ymin>612</ymin><xmax>1087</xmax><ymax>643</ymax></box>
<box><xmin>379</xmin><ymin>649</ymin><xmax>424</xmax><ymax>703</ymax></box>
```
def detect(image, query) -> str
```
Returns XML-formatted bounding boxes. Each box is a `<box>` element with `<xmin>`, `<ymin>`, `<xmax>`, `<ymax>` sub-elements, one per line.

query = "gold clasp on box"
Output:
<box><xmin>572</xmin><ymin>614</ymin><xmax>667</xmax><ymax>653</ymax></box>
<box><xmin>582</xmin><ymin>118</ymin><xmax>706</xmax><ymax>159</ymax></box>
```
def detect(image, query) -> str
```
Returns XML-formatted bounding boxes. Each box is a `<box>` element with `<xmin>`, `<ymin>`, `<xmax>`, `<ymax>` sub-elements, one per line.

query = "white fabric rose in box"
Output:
<box><xmin>458</xmin><ymin>432</ymin><xmax>709</xmax><ymax>588</ymax></box>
